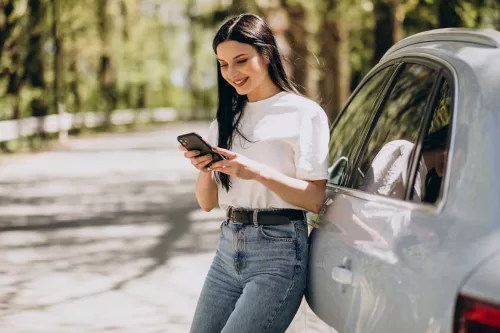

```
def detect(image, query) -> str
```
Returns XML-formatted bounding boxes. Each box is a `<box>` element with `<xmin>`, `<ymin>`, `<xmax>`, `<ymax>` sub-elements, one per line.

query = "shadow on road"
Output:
<box><xmin>0</xmin><ymin>125</ymin><xmax>224</xmax><ymax>331</ymax></box>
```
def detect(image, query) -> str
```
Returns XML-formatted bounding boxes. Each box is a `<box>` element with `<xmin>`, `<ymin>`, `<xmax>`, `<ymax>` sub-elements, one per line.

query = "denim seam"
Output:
<box><xmin>262</xmin><ymin>256</ymin><xmax>300</xmax><ymax>332</ymax></box>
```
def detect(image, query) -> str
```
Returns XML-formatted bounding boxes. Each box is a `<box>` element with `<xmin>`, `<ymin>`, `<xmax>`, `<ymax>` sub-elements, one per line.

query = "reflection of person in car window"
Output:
<box><xmin>360</xmin><ymin>125</ymin><xmax>449</xmax><ymax>203</ymax></box>
<box><xmin>360</xmin><ymin>140</ymin><xmax>425</xmax><ymax>200</ymax></box>
<box><xmin>420</xmin><ymin>125</ymin><xmax>449</xmax><ymax>203</ymax></box>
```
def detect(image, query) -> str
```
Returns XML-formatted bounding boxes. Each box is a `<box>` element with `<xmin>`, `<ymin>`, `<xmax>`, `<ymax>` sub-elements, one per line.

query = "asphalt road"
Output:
<box><xmin>0</xmin><ymin>123</ymin><xmax>332</xmax><ymax>333</ymax></box>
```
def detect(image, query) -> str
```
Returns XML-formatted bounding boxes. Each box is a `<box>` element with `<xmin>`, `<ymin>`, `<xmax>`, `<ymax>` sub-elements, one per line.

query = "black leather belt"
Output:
<box><xmin>226</xmin><ymin>207</ymin><xmax>305</xmax><ymax>225</ymax></box>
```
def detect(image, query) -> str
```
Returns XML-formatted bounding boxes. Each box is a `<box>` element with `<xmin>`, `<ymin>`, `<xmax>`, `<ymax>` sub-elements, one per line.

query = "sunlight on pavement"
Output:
<box><xmin>0</xmin><ymin>123</ymin><xmax>227</xmax><ymax>332</ymax></box>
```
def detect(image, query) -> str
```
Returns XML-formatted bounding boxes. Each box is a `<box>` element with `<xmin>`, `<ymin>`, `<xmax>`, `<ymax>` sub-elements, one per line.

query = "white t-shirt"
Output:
<box><xmin>206</xmin><ymin>91</ymin><xmax>329</xmax><ymax>211</ymax></box>
<box><xmin>360</xmin><ymin>140</ymin><xmax>427</xmax><ymax>201</ymax></box>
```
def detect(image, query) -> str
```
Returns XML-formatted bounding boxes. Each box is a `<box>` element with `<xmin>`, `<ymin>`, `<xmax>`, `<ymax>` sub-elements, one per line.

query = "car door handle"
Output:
<box><xmin>331</xmin><ymin>266</ymin><xmax>353</xmax><ymax>285</ymax></box>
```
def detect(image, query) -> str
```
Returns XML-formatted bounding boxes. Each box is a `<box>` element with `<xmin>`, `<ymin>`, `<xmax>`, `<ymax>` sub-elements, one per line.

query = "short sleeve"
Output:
<box><xmin>294</xmin><ymin>107</ymin><xmax>329</xmax><ymax>180</ymax></box>
<box><xmin>207</xmin><ymin>120</ymin><xmax>218</xmax><ymax>147</ymax></box>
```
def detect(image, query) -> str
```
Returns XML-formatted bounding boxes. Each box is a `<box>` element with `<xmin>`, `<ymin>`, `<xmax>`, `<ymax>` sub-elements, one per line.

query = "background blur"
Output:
<box><xmin>0</xmin><ymin>0</ymin><xmax>499</xmax><ymax>138</ymax></box>
<box><xmin>0</xmin><ymin>0</ymin><xmax>499</xmax><ymax>332</ymax></box>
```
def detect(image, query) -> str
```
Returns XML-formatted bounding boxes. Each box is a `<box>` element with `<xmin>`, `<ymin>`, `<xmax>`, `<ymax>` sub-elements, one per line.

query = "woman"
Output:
<box><xmin>180</xmin><ymin>13</ymin><xmax>329</xmax><ymax>333</ymax></box>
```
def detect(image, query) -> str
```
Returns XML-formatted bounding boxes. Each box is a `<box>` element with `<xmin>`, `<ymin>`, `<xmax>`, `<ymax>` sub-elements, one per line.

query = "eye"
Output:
<box><xmin>219</xmin><ymin>63</ymin><xmax>228</xmax><ymax>68</ymax></box>
<box><xmin>237</xmin><ymin>59</ymin><xmax>247</xmax><ymax>64</ymax></box>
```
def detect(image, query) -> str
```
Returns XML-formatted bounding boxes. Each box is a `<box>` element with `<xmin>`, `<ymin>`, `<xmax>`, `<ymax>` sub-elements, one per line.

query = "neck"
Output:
<box><xmin>246</xmin><ymin>80</ymin><xmax>282</xmax><ymax>102</ymax></box>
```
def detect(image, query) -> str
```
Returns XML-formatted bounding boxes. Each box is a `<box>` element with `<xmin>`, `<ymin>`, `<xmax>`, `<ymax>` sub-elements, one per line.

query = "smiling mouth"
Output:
<box><xmin>232</xmin><ymin>77</ymin><xmax>249</xmax><ymax>87</ymax></box>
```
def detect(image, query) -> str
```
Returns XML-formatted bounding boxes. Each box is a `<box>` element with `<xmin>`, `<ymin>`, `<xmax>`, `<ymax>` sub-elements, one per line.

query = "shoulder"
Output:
<box><xmin>280</xmin><ymin>93</ymin><xmax>327</xmax><ymax>121</ymax></box>
<box><xmin>376</xmin><ymin>140</ymin><xmax>414</xmax><ymax>160</ymax></box>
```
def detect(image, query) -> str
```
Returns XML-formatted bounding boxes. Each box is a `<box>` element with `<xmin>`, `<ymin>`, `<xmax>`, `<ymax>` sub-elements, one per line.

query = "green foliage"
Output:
<box><xmin>0</xmin><ymin>0</ymin><xmax>498</xmax><ymax>127</ymax></box>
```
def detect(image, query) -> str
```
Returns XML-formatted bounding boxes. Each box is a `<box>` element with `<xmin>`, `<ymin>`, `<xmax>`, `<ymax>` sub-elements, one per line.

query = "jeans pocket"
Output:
<box><xmin>259</xmin><ymin>223</ymin><xmax>297</xmax><ymax>242</ymax></box>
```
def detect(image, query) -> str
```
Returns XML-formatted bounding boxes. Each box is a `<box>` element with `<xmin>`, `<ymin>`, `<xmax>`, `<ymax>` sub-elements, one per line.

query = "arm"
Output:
<box><xmin>211</xmin><ymin>148</ymin><xmax>327</xmax><ymax>213</ymax></box>
<box><xmin>196</xmin><ymin>170</ymin><xmax>218</xmax><ymax>212</ymax></box>
<box><xmin>256</xmin><ymin>166</ymin><xmax>326</xmax><ymax>213</ymax></box>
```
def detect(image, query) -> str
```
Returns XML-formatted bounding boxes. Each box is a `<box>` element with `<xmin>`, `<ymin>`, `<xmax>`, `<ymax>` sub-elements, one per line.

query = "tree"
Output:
<box><xmin>280</xmin><ymin>0</ymin><xmax>310</xmax><ymax>95</ymax></box>
<box><xmin>186</xmin><ymin>0</ymin><xmax>204</xmax><ymax>120</ymax></box>
<box><xmin>438</xmin><ymin>0</ymin><xmax>463</xmax><ymax>28</ymax></box>
<box><xmin>96</xmin><ymin>0</ymin><xmax>118</xmax><ymax>123</ymax></box>
<box><xmin>318</xmin><ymin>0</ymin><xmax>351</xmax><ymax>122</ymax></box>
<box><xmin>21</xmin><ymin>0</ymin><xmax>49</xmax><ymax>139</ymax></box>
<box><xmin>373</xmin><ymin>0</ymin><xmax>404</xmax><ymax>65</ymax></box>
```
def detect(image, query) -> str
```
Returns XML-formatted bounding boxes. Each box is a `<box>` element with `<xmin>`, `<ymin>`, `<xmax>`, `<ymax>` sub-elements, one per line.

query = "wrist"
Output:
<box><xmin>254</xmin><ymin>163</ymin><xmax>271</xmax><ymax>182</ymax></box>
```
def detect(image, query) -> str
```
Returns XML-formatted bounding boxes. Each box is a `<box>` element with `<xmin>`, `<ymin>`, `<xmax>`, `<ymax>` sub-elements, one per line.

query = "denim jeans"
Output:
<box><xmin>190</xmin><ymin>213</ymin><xmax>309</xmax><ymax>333</ymax></box>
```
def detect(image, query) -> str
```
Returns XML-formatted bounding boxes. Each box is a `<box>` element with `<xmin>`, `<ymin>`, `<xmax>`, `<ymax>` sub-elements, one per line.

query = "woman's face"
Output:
<box><xmin>216</xmin><ymin>40</ymin><xmax>270</xmax><ymax>99</ymax></box>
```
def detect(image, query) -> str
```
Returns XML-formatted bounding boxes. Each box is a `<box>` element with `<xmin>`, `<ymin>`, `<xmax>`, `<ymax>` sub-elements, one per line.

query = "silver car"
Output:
<box><xmin>306</xmin><ymin>28</ymin><xmax>500</xmax><ymax>333</ymax></box>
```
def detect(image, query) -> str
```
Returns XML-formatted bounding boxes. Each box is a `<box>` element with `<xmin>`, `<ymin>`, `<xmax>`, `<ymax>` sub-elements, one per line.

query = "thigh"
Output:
<box><xmin>221</xmin><ymin>262</ymin><xmax>307</xmax><ymax>333</ymax></box>
<box><xmin>222</xmin><ymin>220</ymin><xmax>309</xmax><ymax>333</ymax></box>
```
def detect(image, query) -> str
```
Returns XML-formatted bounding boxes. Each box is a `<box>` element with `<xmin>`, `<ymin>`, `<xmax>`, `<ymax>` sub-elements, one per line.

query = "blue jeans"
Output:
<box><xmin>190</xmin><ymin>214</ymin><xmax>309</xmax><ymax>333</ymax></box>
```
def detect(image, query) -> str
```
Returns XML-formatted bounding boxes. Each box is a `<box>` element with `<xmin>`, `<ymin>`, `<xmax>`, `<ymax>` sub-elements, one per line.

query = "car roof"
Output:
<box><xmin>382</xmin><ymin>28</ymin><xmax>500</xmax><ymax>59</ymax></box>
<box><xmin>380</xmin><ymin>28</ymin><xmax>500</xmax><ymax>93</ymax></box>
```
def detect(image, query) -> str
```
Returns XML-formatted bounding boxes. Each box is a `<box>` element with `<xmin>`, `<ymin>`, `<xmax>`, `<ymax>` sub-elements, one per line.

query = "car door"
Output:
<box><xmin>342</xmin><ymin>60</ymin><xmax>453</xmax><ymax>333</ymax></box>
<box><xmin>306</xmin><ymin>63</ymin><xmax>397</xmax><ymax>333</ymax></box>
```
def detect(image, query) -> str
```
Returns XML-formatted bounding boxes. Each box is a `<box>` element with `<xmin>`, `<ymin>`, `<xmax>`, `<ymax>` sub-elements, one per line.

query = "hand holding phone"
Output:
<box><xmin>177</xmin><ymin>132</ymin><xmax>224</xmax><ymax>169</ymax></box>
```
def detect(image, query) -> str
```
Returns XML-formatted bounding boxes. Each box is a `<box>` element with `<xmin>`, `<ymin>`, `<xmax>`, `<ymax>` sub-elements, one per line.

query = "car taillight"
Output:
<box><xmin>455</xmin><ymin>294</ymin><xmax>500</xmax><ymax>333</ymax></box>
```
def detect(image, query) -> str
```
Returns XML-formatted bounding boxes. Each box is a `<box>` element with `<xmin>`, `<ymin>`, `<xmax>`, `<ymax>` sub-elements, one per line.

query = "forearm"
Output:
<box><xmin>255</xmin><ymin>165</ymin><xmax>326</xmax><ymax>213</ymax></box>
<box><xmin>195</xmin><ymin>171</ymin><xmax>218</xmax><ymax>212</ymax></box>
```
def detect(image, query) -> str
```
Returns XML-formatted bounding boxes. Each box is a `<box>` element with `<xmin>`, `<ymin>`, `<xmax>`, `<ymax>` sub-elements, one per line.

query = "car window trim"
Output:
<box><xmin>325</xmin><ymin>54</ymin><xmax>458</xmax><ymax>215</ymax></box>
<box><xmin>328</xmin><ymin>61</ymin><xmax>400</xmax><ymax>187</ymax></box>
<box><xmin>402</xmin><ymin>55</ymin><xmax>458</xmax><ymax>209</ymax></box>
<box><xmin>345</xmin><ymin>62</ymin><xmax>406</xmax><ymax>186</ymax></box>
<box><xmin>405</xmin><ymin>69</ymin><xmax>444</xmax><ymax>200</ymax></box>
<box><xmin>328</xmin><ymin>61</ymin><xmax>400</xmax><ymax>131</ymax></box>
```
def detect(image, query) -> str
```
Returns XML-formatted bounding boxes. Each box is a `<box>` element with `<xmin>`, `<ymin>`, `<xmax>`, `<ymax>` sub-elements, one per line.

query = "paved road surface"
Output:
<box><xmin>0</xmin><ymin>123</ymin><xmax>331</xmax><ymax>333</ymax></box>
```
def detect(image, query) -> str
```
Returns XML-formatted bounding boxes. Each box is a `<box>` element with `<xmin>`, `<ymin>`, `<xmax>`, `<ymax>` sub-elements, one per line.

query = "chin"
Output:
<box><xmin>236</xmin><ymin>88</ymin><xmax>252</xmax><ymax>96</ymax></box>
<box><xmin>233</xmin><ymin>84</ymin><xmax>253</xmax><ymax>96</ymax></box>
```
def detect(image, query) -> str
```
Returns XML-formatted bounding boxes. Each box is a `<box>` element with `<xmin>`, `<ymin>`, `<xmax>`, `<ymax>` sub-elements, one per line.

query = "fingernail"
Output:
<box><xmin>207</xmin><ymin>155</ymin><xmax>212</xmax><ymax>160</ymax></box>
<box><xmin>194</xmin><ymin>150</ymin><xmax>200</xmax><ymax>155</ymax></box>
<box><xmin>212</xmin><ymin>148</ymin><xmax>217</xmax><ymax>152</ymax></box>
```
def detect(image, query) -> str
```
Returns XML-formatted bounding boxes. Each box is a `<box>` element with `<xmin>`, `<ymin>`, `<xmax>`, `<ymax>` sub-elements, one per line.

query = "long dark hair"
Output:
<box><xmin>212</xmin><ymin>13</ymin><xmax>299</xmax><ymax>191</ymax></box>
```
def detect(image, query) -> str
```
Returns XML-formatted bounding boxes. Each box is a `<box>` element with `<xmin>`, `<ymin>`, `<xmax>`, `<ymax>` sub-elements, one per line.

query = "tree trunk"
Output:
<box><xmin>154</xmin><ymin>3</ymin><xmax>168</xmax><ymax>106</ymax></box>
<box><xmin>319</xmin><ymin>6</ymin><xmax>351</xmax><ymax>122</ymax></box>
<box><xmin>281</xmin><ymin>2</ymin><xmax>309</xmax><ymax>95</ymax></box>
<box><xmin>136</xmin><ymin>83</ymin><xmax>147</xmax><ymax>109</ymax></box>
<box><xmin>25</xmin><ymin>0</ymin><xmax>46</xmax><ymax>90</ymax></box>
<box><xmin>68</xmin><ymin>55</ymin><xmax>81</xmax><ymax>113</ymax></box>
<box><xmin>0</xmin><ymin>0</ymin><xmax>16</xmax><ymax>65</ymax></box>
<box><xmin>373</xmin><ymin>0</ymin><xmax>402</xmax><ymax>65</ymax></box>
<box><xmin>187</xmin><ymin>0</ymin><xmax>203</xmax><ymax>120</ymax></box>
<box><xmin>25</xmin><ymin>0</ymin><xmax>48</xmax><ymax>141</ymax></box>
<box><xmin>97</xmin><ymin>0</ymin><xmax>117</xmax><ymax>125</ymax></box>
<box><xmin>438</xmin><ymin>0</ymin><xmax>463</xmax><ymax>28</ymax></box>
<box><xmin>120</xmin><ymin>0</ymin><xmax>134</xmax><ymax>109</ymax></box>
<box><xmin>68</xmin><ymin>28</ymin><xmax>81</xmax><ymax>115</ymax></box>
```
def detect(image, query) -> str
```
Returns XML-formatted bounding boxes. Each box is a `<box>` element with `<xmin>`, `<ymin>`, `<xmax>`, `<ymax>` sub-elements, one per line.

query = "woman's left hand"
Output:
<box><xmin>210</xmin><ymin>147</ymin><xmax>264</xmax><ymax>180</ymax></box>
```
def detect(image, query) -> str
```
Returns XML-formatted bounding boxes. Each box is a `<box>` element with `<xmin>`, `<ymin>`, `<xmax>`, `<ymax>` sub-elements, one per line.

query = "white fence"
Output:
<box><xmin>0</xmin><ymin>107</ymin><xmax>178</xmax><ymax>143</ymax></box>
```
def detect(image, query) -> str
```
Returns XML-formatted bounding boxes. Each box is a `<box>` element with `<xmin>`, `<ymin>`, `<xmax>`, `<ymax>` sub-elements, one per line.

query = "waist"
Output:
<box><xmin>226</xmin><ymin>207</ymin><xmax>306</xmax><ymax>226</ymax></box>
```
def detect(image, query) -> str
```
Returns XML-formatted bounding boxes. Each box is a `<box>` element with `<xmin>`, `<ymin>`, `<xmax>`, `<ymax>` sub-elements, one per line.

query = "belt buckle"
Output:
<box><xmin>229</xmin><ymin>208</ymin><xmax>243</xmax><ymax>224</ymax></box>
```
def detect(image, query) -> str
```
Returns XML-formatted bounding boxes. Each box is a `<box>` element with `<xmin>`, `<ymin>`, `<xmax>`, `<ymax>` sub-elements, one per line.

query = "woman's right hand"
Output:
<box><xmin>179</xmin><ymin>145</ymin><xmax>213</xmax><ymax>173</ymax></box>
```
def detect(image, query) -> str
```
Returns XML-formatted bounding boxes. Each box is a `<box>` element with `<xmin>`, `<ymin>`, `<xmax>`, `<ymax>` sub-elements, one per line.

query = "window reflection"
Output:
<box><xmin>353</xmin><ymin>64</ymin><xmax>439</xmax><ymax>199</ymax></box>
<box><xmin>415</xmin><ymin>80</ymin><xmax>451</xmax><ymax>204</ymax></box>
<box><xmin>328</xmin><ymin>66</ymin><xmax>392</xmax><ymax>186</ymax></box>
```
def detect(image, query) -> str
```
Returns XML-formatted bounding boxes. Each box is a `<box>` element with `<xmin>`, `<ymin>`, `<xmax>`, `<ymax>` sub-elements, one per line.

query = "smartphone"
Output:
<box><xmin>177</xmin><ymin>132</ymin><xmax>225</xmax><ymax>167</ymax></box>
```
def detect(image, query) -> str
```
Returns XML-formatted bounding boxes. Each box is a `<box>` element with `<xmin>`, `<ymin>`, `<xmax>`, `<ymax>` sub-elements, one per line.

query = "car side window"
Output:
<box><xmin>328</xmin><ymin>66</ymin><xmax>393</xmax><ymax>186</ymax></box>
<box><xmin>412</xmin><ymin>79</ymin><xmax>451</xmax><ymax>204</ymax></box>
<box><xmin>352</xmin><ymin>63</ymin><xmax>439</xmax><ymax>200</ymax></box>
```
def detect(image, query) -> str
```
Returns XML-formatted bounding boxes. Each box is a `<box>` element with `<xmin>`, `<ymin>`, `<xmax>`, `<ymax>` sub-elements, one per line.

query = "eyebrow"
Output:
<box><xmin>217</xmin><ymin>53</ymin><xmax>248</xmax><ymax>62</ymax></box>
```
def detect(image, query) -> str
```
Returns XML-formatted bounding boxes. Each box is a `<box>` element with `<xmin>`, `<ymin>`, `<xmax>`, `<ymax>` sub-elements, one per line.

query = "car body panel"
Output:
<box><xmin>306</xmin><ymin>29</ymin><xmax>500</xmax><ymax>333</ymax></box>
<box><xmin>460</xmin><ymin>239</ymin><xmax>500</xmax><ymax>306</ymax></box>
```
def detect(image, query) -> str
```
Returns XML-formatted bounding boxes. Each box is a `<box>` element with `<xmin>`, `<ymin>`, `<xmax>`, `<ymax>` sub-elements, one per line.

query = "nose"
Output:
<box><xmin>227</xmin><ymin>66</ymin><xmax>239</xmax><ymax>81</ymax></box>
